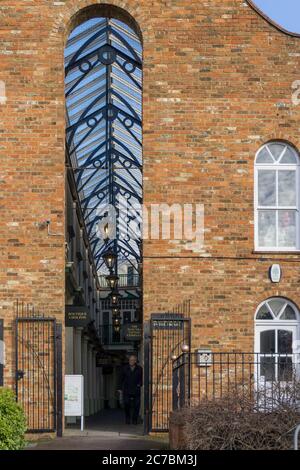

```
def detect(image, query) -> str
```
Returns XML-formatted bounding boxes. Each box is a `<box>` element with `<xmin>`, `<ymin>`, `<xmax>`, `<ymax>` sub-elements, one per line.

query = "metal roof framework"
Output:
<box><xmin>65</xmin><ymin>17</ymin><xmax>142</xmax><ymax>275</ymax></box>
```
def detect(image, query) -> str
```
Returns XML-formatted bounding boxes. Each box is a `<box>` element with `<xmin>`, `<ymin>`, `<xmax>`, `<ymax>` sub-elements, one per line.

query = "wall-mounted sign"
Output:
<box><xmin>152</xmin><ymin>319</ymin><xmax>183</xmax><ymax>330</ymax></box>
<box><xmin>64</xmin><ymin>374</ymin><xmax>84</xmax><ymax>431</ymax></box>
<box><xmin>124</xmin><ymin>322</ymin><xmax>142</xmax><ymax>341</ymax></box>
<box><xmin>269</xmin><ymin>264</ymin><xmax>281</xmax><ymax>283</ymax></box>
<box><xmin>151</xmin><ymin>314</ymin><xmax>184</xmax><ymax>330</ymax></box>
<box><xmin>196</xmin><ymin>349</ymin><xmax>212</xmax><ymax>367</ymax></box>
<box><xmin>65</xmin><ymin>306</ymin><xmax>89</xmax><ymax>327</ymax></box>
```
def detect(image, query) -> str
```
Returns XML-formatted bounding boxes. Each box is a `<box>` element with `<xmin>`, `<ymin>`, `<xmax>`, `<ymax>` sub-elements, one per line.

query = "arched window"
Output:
<box><xmin>255</xmin><ymin>298</ymin><xmax>299</xmax><ymax>382</ymax></box>
<box><xmin>255</xmin><ymin>142</ymin><xmax>299</xmax><ymax>250</ymax></box>
<box><xmin>255</xmin><ymin>297</ymin><xmax>298</xmax><ymax>322</ymax></box>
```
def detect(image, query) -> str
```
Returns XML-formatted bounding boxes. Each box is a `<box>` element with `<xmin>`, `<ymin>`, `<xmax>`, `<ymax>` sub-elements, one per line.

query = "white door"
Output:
<box><xmin>255</xmin><ymin>324</ymin><xmax>299</xmax><ymax>408</ymax></box>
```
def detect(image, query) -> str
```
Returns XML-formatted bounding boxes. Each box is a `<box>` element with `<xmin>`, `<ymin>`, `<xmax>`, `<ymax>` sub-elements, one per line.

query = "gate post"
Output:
<box><xmin>0</xmin><ymin>319</ymin><xmax>3</xmax><ymax>386</ymax></box>
<box><xmin>172</xmin><ymin>360</ymin><xmax>179</xmax><ymax>411</ymax></box>
<box><xmin>143</xmin><ymin>321</ymin><xmax>151</xmax><ymax>434</ymax></box>
<box><xmin>56</xmin><ymin>323</ymin><xmax>63</xmax><ymax>437</ymax></box>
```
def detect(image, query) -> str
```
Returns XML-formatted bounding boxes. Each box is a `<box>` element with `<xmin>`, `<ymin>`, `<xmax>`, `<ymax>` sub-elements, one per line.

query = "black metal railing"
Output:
<box><xmin>172</xmin><ymin>352</ymin><xmax>300</xmax><ymax>412</ymax></box>
<box><xmin>98</xmin><ymin>324</ymin><xmax>135</xmax><ymax>345</ymax></box>
<box><xmin>99</xmin><ymin>273</ymin><xmax>140</xmax><ymax>288</ymax></box>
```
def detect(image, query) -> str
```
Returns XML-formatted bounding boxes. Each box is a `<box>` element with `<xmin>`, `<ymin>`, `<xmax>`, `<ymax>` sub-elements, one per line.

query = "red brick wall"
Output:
<box><xmin>0</xmin><ymin>0</ymin><xmax>300</xmax><ymax>388</ymax></box>
<box><xmin>141</xmin><ymin>0</ymin><xmax>300</xmax><ymax>351</ymax></box>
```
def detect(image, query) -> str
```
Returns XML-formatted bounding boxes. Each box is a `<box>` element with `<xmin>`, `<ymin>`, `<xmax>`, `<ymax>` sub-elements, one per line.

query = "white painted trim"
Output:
<box><xmin>254</xmin><ymin>297</ymin><xmax>300</xmax><ymax>354</ymax></box>
<box><xmin>254</xmin><ymin>142</ymin><xmax>300</xmax><ymax>251</ymax></box>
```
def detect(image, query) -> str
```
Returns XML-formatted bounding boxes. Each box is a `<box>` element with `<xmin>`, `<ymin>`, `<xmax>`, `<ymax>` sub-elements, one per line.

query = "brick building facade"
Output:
<box><xmin>1</xmin><ymin>0</ymin><xmax>300</xmax><ymax>432</ymax></box>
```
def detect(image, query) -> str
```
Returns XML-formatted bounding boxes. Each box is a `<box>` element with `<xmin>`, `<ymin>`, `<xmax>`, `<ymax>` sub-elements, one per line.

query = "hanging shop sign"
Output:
<box><xmin>65</xmin><ymin>306</ymin><xmax>89</xmax><ymax>327</ymax></box>
<box><xmin>96</xmin><ymin>353</ymin><xmax>112</xmax><ymax>367</ymax></box>
<box><xmin>124</xmin><ymin>322</ymin><xmax>142</xmax><ymax>341</ymax></box>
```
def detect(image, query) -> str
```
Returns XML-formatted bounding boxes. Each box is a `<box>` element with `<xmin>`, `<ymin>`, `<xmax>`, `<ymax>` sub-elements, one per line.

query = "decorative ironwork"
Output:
<box><xmin>15</xmin><ymin>301</ymin><xmax>62</xmax><ymax>434</ymax></box>
<box><xmin>144</xmin><ymin>313</ymin><xmax>191</xmax><ymax>433</ymax></box>
<box><xmin>99</xmin><ymin>272</ymin><xmax>139</xmax><ymax>288</ymax></box>
<box><xmin>65</xmin><ymin>18</ymin><xmax>142</xmax><ymax>274</ymax></box>
<box><xmin>172</xmin><ymin>351</ymin><xmax>300</xmax><ymax>413</ymax></box>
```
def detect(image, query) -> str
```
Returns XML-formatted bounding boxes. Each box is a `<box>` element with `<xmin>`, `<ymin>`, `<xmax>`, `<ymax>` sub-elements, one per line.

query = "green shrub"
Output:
<box><xmin>0</xmin><ymin>388</ymin><xmax>27</xmax><ymax>450</ymax></box>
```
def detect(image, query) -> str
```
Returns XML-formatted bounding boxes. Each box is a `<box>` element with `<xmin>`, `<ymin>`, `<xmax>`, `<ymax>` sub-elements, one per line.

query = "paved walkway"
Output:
<box><xmin>27</xmin><ymin>409</ymin><xmax>168</xmax><ymax>450</ymax></box>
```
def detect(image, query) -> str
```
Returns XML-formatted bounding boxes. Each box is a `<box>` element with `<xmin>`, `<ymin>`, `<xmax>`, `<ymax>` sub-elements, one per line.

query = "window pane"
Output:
<box><xmin>260</xmin><ymin>330</ymin><xmax>275</xmax><ymax>354</ymax></box>
<box><xmin>268</xmin><ymin>143</ymin><xmax>286</xmax><ymax>161</ymax></box>
<box><xmin>258</xmin><ymin>170</ymin><xmax>276</xmax><ymax>206</ymax></box>
<box><xmin>280</xmin><ymin>146</ymin><xmax>297</xmax><ymax>164</ymax></box>
<box><xmin>280</xmin><ymin>305</ymin><xmax>296</xmax><ymax>320</ymax></box>
<box><xmin>260</xmin><ymin>357</ymin><xmax>275</xmax><ymax>381</ymax></box>
<box><xmin>256</xmin><ymin>147</ymin><xmax>274</xmax><ymax>164</ymax></box>
<box><xmin>258</xmin><ymin>210</ymin><xmax>276</xmax><ymax>247</ymax></box>
<box><xmin>278</xmin><ymin>171</ymin><xmax>296</xmax><ymax>206</ymax></box>
<box><xmin>278</xmin><ymin>357</ymin><xmax>293</xmax><ymax>382</ymax></box>
<box><xmin>256</xmin><ymin>305</ymin><xmax>273</xmax><ymax>320</ymax></box>
<box><xmin>278</xmin><ymin>330</ymin><xmax>293</xmax><ymax>354</ymax></box>
<box><xmin>278</xmin><ymin>210</ymin><xmax>296</xmax><ymax>247</ymax></box>
<box><xmin>268</xmin><ymin>298</ymin><xmax>285</xmax><ymax>317</ymax></box>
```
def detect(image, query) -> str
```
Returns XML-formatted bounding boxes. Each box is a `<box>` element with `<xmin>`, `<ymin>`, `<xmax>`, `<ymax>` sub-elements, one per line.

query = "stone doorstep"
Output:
<box><xmin>63</xmin><ymin>429</ymin><xmax>145</xmax><ymax>439</ymax></box>
<box><xmin>25</xmin><ymin>432</ymin><xmax>56</xmax><ymax>442</ymax></box>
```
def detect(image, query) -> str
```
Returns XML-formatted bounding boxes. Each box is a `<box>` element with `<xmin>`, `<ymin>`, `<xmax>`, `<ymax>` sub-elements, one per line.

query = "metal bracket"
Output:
<box><xmin>16</xmin><ymin>370</ymin><xmax>24</xmax><ymax>381</ymax></box>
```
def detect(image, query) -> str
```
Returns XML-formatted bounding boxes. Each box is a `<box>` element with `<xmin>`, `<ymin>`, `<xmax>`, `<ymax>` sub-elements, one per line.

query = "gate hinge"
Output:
<box><xmin>16</xmin><ymin>370</ymin><xmax>24</xmax><ymax>381</ymax></box>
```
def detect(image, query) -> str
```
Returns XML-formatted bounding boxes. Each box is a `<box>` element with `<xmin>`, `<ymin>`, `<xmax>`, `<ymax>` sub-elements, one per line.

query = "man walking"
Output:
<box><xmin>120</xmin><ymin>354</ymin><xmax>143</xmax><ymax>424</ymax></box>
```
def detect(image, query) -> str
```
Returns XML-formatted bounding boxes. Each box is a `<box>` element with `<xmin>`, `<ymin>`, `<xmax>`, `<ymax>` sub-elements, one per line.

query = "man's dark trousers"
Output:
<box><xmin>124</xmin><ymin>392</ymin><xmax>141</xmax><ymax>424</ymax></box>
<box><xmin>121</xmin><ymin>364</ymin><xmax>143</xmax><ymax>424</ymax></box>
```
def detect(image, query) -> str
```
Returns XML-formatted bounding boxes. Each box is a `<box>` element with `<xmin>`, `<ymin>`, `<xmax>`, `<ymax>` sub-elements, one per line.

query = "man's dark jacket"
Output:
<box><xmin>121</xmin><ymin>364</ymin><xmax>143</xmax><ymax>397</ymax></box>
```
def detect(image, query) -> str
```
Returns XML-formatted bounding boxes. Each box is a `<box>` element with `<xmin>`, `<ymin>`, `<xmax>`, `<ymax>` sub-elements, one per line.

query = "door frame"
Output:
<box><xmin>254</xmin><ymin>298</ymin><xmax>300</xmax><ymax>406</ymax></box>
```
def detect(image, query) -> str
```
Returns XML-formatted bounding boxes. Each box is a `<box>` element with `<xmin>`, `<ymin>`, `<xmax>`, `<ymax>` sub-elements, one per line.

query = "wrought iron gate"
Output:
<box><xmin>15</xmin><ymin>304</ymin><xmax>62</xmax><ymax>434</ymax></box>
<box><xmin>144</xmin><ymin>312</ymin><xmax>191</xmax><ymax>432</ymax></box>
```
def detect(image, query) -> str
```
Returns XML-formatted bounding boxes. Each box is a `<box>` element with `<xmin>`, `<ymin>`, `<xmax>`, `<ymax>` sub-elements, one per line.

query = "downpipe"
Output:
<box><xmin>294</xmin><ymin>424</ymin><xmax>300</xmax><ymax>450</ymax></box>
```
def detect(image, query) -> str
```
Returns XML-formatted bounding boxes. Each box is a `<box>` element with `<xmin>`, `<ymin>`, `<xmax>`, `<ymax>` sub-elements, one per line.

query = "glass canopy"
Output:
<box><xmin>65</xmin><ymin>17</ymin><xmax>142</xmax><ymax>275</ymax></box>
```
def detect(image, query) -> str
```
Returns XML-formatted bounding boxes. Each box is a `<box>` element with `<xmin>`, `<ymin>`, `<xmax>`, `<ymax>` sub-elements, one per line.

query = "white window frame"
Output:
<box><xmin>255</xmin><ymin>298</ymin><xmax>300</xmax><ymax>331</ymax></box>
<box><xmin>254</xmin><ymin>298</ymin><xmax>300</xmax><ymax>385</ymax></box>
<box><xmin>254</xmin><ymin>142</ymin><xmax>300</xmax><ymax>252</ymax></box>
<box><xmin>255</xmin><ymin>298</ymin><xmax>300</xmax><ymax>355</ymax></box>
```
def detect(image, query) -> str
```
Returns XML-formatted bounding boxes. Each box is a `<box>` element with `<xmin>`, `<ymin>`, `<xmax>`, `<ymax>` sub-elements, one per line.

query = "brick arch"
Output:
<box><xmin>55</xmin><ymin>1</ymin><xmax>145</xmax><ymax>44</ymax></box>
<box><xmin>67</xmin><ymin>2</ymin><xmax>142</xmax><ymax>42</ymax></box>
<box><xmin>255</xmin><ymin>139</ymin><xmax>300</xmax><ymax>160</ymax></box>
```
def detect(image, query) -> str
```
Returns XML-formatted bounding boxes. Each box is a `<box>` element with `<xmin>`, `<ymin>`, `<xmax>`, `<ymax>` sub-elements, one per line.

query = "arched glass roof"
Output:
<box><xmin>65</xmin><ymin>17</ymin><xmax>142</xmax><ymax>275</ymax></box>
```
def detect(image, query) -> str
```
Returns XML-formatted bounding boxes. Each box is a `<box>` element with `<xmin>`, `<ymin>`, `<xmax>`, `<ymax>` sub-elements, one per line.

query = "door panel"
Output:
<box><xmin>260</xmin><ymin>329</ymin><xmax>275</xmax><ymax>354</ymax></box>
<box><xmin>256</xmin><ymin>325</ymin><xmax>297</xmax><ymax>383</ymax></box>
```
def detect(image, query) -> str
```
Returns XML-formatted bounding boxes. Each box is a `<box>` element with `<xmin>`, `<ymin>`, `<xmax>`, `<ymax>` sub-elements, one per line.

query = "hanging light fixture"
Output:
<box><xmin>113</xmin><ymin>315</ymin><xmax>121</xmax><ymax>333</ymax></box>
<box><xmin>103</xmin><ymin>223</ymin><xmax>110</xmax><ymax>242</ymax></box>
<box><xmin>103</xmin><ymin>249</ymin><xmax>117</xmax><ymax>271</ymax></box>
<box><xmin>112</xmin><ymin>307</ymin><xmax>120</xmax><ymax>317</ymax></box>
<box><xmin>110</xmin><ymin>290</ymin><xmax>120</xmax><ymax>306</ymax></box>
<box><xmin>105</xmin><ymin>273</ymin><xmax>119</xmax><ymax>290</ymax></box>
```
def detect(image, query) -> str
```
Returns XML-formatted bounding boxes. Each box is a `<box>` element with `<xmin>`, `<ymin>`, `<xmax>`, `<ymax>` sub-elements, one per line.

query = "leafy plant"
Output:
<box><xmin>0</xmin><ymin>388</ymin><xmax>27</xmax><ymax>450</ymax></box>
